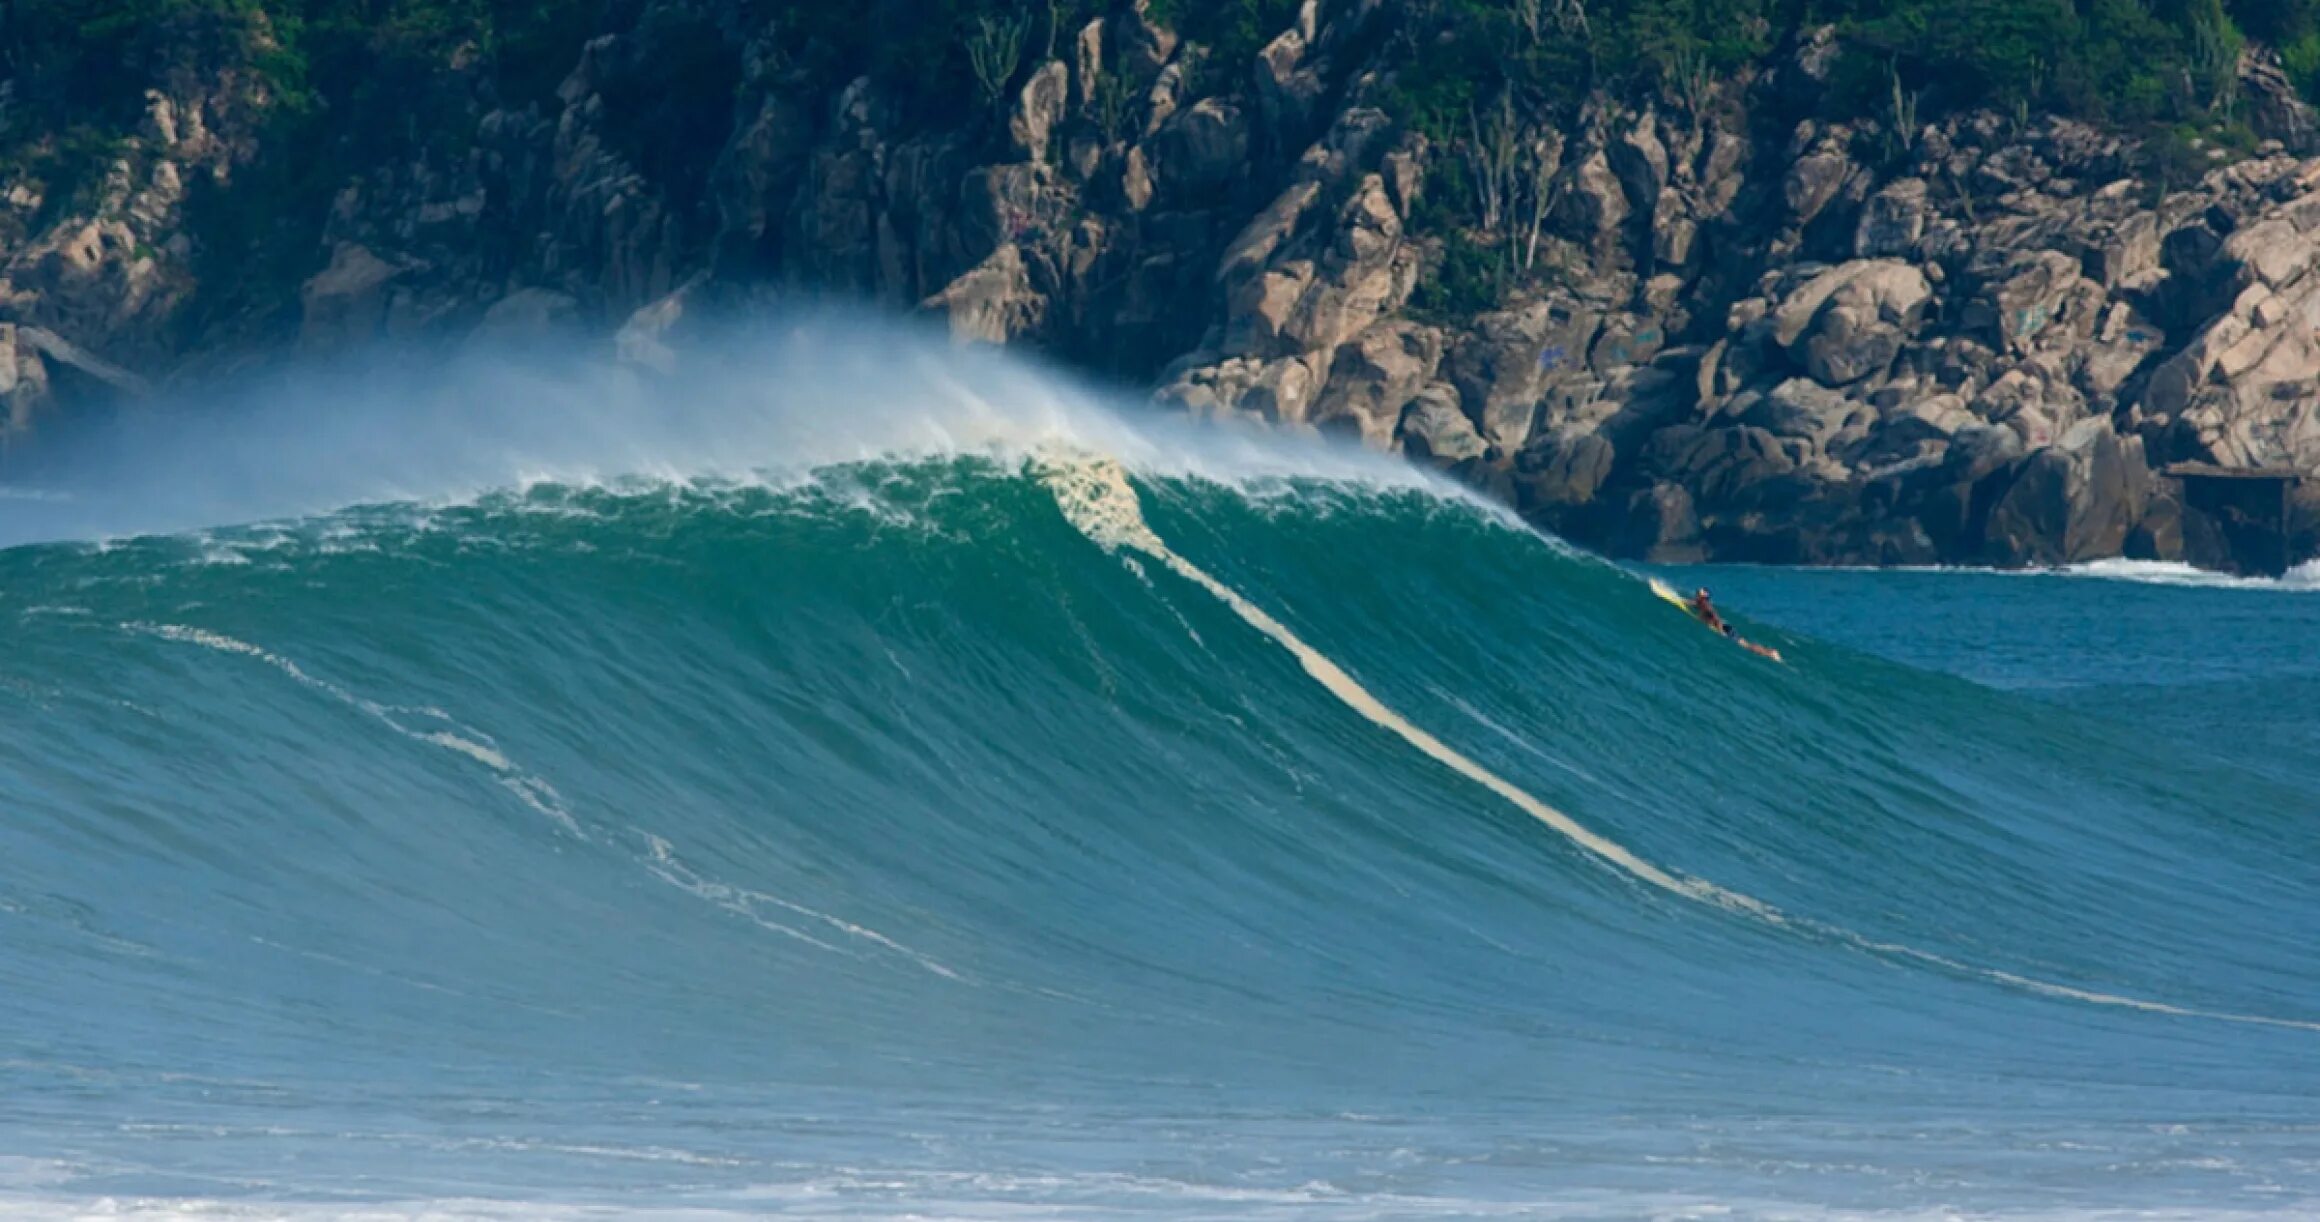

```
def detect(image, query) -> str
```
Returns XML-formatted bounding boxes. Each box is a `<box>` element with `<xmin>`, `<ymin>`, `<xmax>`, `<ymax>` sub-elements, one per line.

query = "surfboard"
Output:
<box><xmin>1647</xmin><ymin>577</ymin><xmax>1784</xmax><ymax>663</ymax></box>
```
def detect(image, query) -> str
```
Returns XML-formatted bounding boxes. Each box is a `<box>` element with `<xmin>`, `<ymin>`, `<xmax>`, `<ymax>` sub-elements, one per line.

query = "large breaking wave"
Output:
<box><xmin>2</xmin><ymin>320</ymin><xmax>2315</xmax><ymax>1218</ymax></box>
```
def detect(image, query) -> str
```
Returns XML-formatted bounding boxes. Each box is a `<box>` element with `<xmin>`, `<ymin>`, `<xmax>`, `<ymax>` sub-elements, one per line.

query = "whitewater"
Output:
<box><xmin>2</xmin><ymin>320</ymin><xmax>2316</xmax><ymax>1219</ymax></box>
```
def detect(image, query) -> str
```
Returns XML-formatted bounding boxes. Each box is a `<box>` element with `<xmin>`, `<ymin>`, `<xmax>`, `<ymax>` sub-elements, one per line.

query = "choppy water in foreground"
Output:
<box><xmin>1</xmin><ymin>338</ymin><xmax>2315</xmax><ymax>1220</ymax></box>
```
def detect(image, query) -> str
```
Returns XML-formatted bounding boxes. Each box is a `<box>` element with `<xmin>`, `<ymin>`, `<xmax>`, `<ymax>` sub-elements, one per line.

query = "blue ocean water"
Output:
<box><xmin>1</xmin><ymin>337</ymin><xmax>2315</xmax><ymax>1219</ymax></box>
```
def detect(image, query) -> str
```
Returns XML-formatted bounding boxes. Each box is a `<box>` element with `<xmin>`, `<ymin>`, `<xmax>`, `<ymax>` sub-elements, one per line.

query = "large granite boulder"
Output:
<box><xmin>1983</xmin><ymin>422</ymin><xmax>2153</xmax><ymax>564</ymax></box>
<box><xmin>1312</xmin><ymin>320</ymin><xmax>1443</xmax><ymax>448</ymax></box>
<box><xmin>1771</xmin><ymin>259</ymin><xmax>1932</xmax><ymax>387</ymax></box>
<box><xmin>1398</xmin><ymin>382</ymin><xmax>1489</xmax><ymax>465</ymax></box>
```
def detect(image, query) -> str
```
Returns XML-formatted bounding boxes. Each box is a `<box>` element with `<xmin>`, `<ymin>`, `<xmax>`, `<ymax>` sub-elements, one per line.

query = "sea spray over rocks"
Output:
<box><xmin>0</xmin><ymin>314</ymin><xmax>1440</xmax><ymax>549</ymax></box>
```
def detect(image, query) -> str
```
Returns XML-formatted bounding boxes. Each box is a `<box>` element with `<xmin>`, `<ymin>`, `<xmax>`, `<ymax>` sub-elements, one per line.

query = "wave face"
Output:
<box><xmin>2</xmin><ymin>339</ymin><xmax>2318</xmax><ymax>1219</ymax></box>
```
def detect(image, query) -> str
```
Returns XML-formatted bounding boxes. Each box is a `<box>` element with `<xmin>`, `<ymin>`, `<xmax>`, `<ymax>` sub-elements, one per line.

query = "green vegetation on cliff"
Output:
<box><xmin>0</xmin><ymin>0</ymin><xmax>2312</xmax><ymax>338</ymax></box>
<box><xmin>1375</xmin><ymin>0</ymin><xmax>2279</xmax><ymax>137</ymax></box>
<box><xmin>1362</xmin><ymin>0</ymin><xmax>2293</xmax><ymax>311</ymax></box>
<box><xmin>1</xmin><ymin>0</ymin><xmax>2307</xmax><ymax>184</ymax></box>
<box><xmin>3</xmin><ymin>0</ymin><xmax>2302</xmax><ymax>166</ymax></box>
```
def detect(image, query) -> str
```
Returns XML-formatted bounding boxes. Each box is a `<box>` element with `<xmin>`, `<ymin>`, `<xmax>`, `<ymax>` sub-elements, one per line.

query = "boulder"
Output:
<box><xmin>1311</xmin><ymin>321</ymin><xmax>1443</xmax><ymax>448</ymax></box>
<box><xmin>0</xmin><ymin>325</ymin><xmax>54</xmax><ymax>437</ymax></box>
<box><xmin>1255</xmin><ymin>27</ymin><xmax>1323</xmax><ymax>151</ymax></box>
<box><xmin>1745</xmin><ymin>377</ymin><xmax>1867</xmax><ymax>447</ymax></box>
<box><xmin>2145</xmin><ymin>312</ymin><xmax>2251</xmax><ymax>417</ymax></box>
<box><xmin>1444</xmin><ymin>301</ymin><xmax>1577</xmax><ymax>451</ymax></box>
<box><xmin>1656</xmin><ymin>423</ymin><xmax>1799</xmax><ymax>506</ymax></box>
<box><xmin>1854</xmin><ymin>178</ymin><xmax>1927</xmax><ymax>257</ymax></box>
<box><xmin>1588</xmin><ymin>314</ymin><xmax>1666</xmax><ymax>375</ymax></box>
<box><xmin>1153</xmin><ymin>99</ymin><xmax>1250</xmax><ymax>198</ymax></box>
<box><xmin>1772</xmin><ymin>260</ymin><xmax>1931</xmax><ymax>348</ymax></box>
<box><xmin>2126</xmin><ymin>491</ymin><xmax>2185</xmax><ymax>562</ymax></box>
<box><xmin>1615</xmin><ymin>482</ymin><xmax>1706</xmax><ymax>562</ymax></box>
<box><xmin>2075</xmin><ymin>301</ymin><xmax>2166</xmax><ymax>399</ymax></box>
<box><xmin>1770</xmin><ymin>259</ymin><xmax>1930</xmax><ymax>386</ymax></box>
<box><xmin>1655</xmin><ymin>215</ymin><xmax>1699</xmax><ymax>267</ymax></box>
<box><xmin>1609</xmin><ymin>109</ymin><xmax>1669</xmax><ymax>217</ymax></box>
<box><xmin>2084</xmin><ymin>211</ymin><xmax>2161</xmax><ymax>288</ymax></box>
<box><xmin>1555</xmin><ymin>150</ymin><xmax>1630</xmax><ymax>257</ymax></box>
<box><xmin>1218</xmin><ymin>180</ymin><xmax>1323</xmax><ymax>286</ymax></box>
<box><xmin>1698</xmin><ymin>125</ymin><xmax>1750</xmax><ymax>215</ymax></box>
<box><xmin>1010</xmin><ymin>61</ymin><xmax>1071</xmax><ymax>163</ymax></box>
<box><xmin>1784</xmin><ymin>149</ymin><xmax>1853</xmax><ymax>226</ymax></box>
<box><xmin>1288</xmin><ymin>176</ymin><xmax>1418</xmax><ymax>352</ymax></box>
<box><xmin>1398</xmin><ymin>382</ymin><xmax>1488</xmax><ymax>464</ymax></box>
<box><xmin>2221</xmin><ymin>216</ymin><xmax>2319</xmax><ymax>293</ymax></box>
<box><xmin>1121</xmin><ymin>145</ymin><xmax>1156</xmax><ymax>211</ymax></box>
<box><xmin>1156</xmin><ymin>353</ymin><xmax>1328</xmax><ymax>425</ymax></box>
<box><xmin>1074</xmin><ymin>19</ymin><xmax>1105</xmax><ymax>109</ymax></box>
<box><xmin>1801</xmin><ymin>301</ymin><xmax>1905</xmax><ymax>387</ymax></box>
<box><xmin>1224</xmin><ymin>259</ymin><xmax>1319</xmax><ymax>357</ymax></box>
<box><xmin>1516</xmin><ymin>428</ymin><xmax>1616</xmax><ymax>507</ymax></box>
<box><xmin>299</xmin><ymin>242</ymin><xmax>407</xmax><ymax>349</ymax></box>
<box><xmin>1975</xmin><ymin>250</ymin><xmax>2086</xmax><ymax>352</ymax></box>
<box><xmin>925</xmin><ymin>243</ymin><xmax>1045</xmax><ymax>344</ymax></box>
<box><xmin>1982</xmin><ymin>422</ymin><xmax>2150</xmax><ymax>564</ymax></box>
<box><xmin>1974</xmin><ymin>366</ymin><xmax>2087</xmax><ymax>450</ymax></box>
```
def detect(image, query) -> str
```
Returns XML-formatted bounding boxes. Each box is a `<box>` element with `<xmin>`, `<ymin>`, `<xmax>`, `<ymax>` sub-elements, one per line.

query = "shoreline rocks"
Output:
<box><xmin>0</xmin><ymin>4</ymin><xmax>2313</xmax><ymax>577</ymax></box>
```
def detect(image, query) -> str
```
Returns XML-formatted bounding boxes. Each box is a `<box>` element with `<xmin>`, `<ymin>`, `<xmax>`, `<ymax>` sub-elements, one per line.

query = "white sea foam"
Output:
<box><xmin>128</xmin><ymin>622</ymin><xmax>962</xmax><ymax>982</ymax></box>
<box><xmin>127</xmin><ymin>623</ymin><xmax>585</xmax><ymax>839</ymax></box>
<box><xmin>0</xmin><ymin>311</ymin><xmax>1480</xmax><ymax>551</ymax></box>
<box><xmin>2055</xmin><ymin>556</ymin><xmax>2320</xmax><ymax>592</ymax></box>
<box><xmin>0</xmin><ymin>1158</ymin><xmax>77</xmax><ymax>1189</ymax></box>
<box><xmin>638</xmin><ymin>834</ymin><xmax>963</xmax><ymax>980</ymax></box>
<box><xmin>1764</xmin><ymin>557</ymin><xmax>2320</xmax><ymax>592</ymax></box>
<box><xmin>417</xmin><ymin>731</ymin><xmax>516</xmax><ymax>773</ymax></box>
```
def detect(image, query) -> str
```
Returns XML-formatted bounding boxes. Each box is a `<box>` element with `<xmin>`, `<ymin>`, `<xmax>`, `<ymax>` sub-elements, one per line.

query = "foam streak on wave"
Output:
<box><xmin>127</xmin><ymin>622</ymin><xmax>962</xmax><ymax>981</ymax></box>
<box><xmin>1037</xmin><ymin>455</ymin><xmax>2320</xmax><ymax>1036</ymax></box>
<box><xmin>128</xmin><ymin>623</ymin><xmax>587</xmax><ymax>839</ymax></box>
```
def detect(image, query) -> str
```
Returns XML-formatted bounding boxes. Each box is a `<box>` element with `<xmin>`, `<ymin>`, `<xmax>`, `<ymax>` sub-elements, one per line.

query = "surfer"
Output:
<box><xmin>1648</xmin><ymin>578</ymin><xmax>1783</xmax><ymax>662</ymax></box>
<box><xmin>1689</xmin><ymin>587</ymin><xmax>1784</xmax><ymax>661</ymax></box>
<box><xmin>1688</xmin><ymin>588</ymin><xmax>1735</xmax><ymax>638</ymax></box>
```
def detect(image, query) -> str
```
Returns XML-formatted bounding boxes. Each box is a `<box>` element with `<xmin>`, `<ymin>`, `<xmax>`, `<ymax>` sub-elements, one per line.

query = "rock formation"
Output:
<box><xmin>2</xmin><ymin>0</ymin><xmax>2316</xmax><ymax>575</ymax></box>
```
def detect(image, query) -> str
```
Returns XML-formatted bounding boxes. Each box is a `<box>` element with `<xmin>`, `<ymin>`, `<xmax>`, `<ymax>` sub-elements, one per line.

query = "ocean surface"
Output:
<box><xmin>2</xmin><ymin>333</ymin><xmax>2316</xmax><ymax>1219</ymax></box>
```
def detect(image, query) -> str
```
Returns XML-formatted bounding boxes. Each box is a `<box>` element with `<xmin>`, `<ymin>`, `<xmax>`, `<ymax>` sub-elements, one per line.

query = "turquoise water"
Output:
<box><xmin>1</xmin><ymin>340</ymin><xmax>2316</xmax><ymax>1219</ymax></box>
<box><xmin>1674</xmin><ymin>562</ymin><xmax>2320</xmax><ymax>791</ymax></box>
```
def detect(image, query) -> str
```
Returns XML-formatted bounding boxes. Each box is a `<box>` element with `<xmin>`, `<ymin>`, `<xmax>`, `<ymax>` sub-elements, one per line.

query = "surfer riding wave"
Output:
<box><xmin>1665</xmin><ymin>583</ymin><xmax>1784</xmax><ymax>663</ymax></box>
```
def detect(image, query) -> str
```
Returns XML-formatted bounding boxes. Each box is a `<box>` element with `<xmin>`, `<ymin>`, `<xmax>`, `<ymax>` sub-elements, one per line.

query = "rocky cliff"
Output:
<box><xmin>4</xmin><ymin>0</ymin><xmax>2318</xmax><ymax>574</ymax></box>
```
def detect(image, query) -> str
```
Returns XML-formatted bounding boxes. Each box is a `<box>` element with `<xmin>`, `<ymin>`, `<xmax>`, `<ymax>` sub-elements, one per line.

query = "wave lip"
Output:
<box><xmin>0</xmin><ymin>312</ymin><xmax>1471</xmax><ymax>551</ymax></box>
